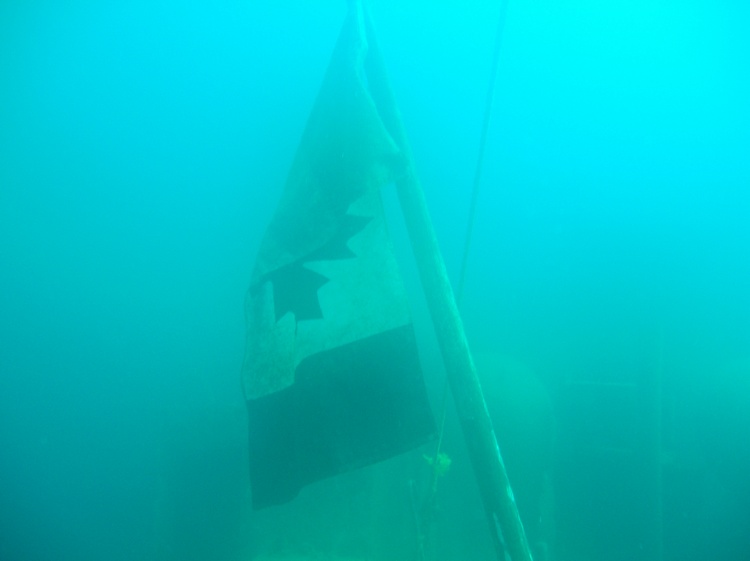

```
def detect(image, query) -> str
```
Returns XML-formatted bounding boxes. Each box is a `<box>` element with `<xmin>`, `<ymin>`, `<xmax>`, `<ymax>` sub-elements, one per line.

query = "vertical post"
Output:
<box><xmin>359</xmin><ymin>5</ymin><xmax>533</xmax><ymax>561</ymax></box>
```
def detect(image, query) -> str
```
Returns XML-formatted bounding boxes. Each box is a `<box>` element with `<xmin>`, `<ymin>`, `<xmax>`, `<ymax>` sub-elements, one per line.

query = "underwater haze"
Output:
<box><xmin>1</xmin><ymin>1</ymin><xmax>749</xmax><ymax>561</ymax></box>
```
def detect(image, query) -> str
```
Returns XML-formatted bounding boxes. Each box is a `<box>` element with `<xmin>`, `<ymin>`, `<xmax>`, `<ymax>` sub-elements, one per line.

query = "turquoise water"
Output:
<box><xmin>1</xmin><ymin>1</ymin><xmax>748</xmax><ymax>560</ymax></box>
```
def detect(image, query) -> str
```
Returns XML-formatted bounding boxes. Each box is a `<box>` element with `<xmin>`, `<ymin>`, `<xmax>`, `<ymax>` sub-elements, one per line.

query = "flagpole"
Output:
<box><xmin>358</xmin><ymin>5</ymin><xmax>533</xmax><ymax>561</ymax></box>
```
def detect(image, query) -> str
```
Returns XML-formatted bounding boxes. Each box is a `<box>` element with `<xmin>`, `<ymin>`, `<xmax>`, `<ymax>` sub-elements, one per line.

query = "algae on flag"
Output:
<box><xmin>243</xmin><ymin>3</ymin><xmax>435</xmax><ymax>509</ymax></box>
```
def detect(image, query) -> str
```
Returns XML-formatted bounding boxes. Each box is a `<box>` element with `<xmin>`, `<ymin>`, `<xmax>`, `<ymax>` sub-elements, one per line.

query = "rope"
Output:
<box><xmin>456</xmin><ymin>0</ymin><xmax>510</xmax><ymax>305</ymax></box>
